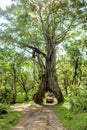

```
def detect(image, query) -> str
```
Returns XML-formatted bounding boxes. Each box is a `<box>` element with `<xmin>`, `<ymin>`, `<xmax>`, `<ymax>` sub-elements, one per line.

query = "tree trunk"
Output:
<box><xmin>64</xmin><ymin>78</ymin><xmax>68</xmax><ymax>96</ymax></box>
<box><xmin>33</xmin><ymin>42</ymin><xmax>64</xmax><ymax>104</ymax></box>
<box><xmin>33</xmin><ymin>74</ymin><xmax>46</xmax><ymax>104</ymax></box>
<box><xmin>12</xmin><ymin>67</ymin><xmax>17</xmax><ymax>104</ymax></box>
<box><xmin>24</xmin><ymin>88</ymin><xmax>29</xmax><ymax>102</ymax></box>
<box><xmin>12</xmin><ymin>75</ymin><xmax>16</xmax><ymax>104</ymax></box>
<box><xmin>45</xmin><ymin>43</ymin><xmax>64</xmax><ymax>103</ymax></box>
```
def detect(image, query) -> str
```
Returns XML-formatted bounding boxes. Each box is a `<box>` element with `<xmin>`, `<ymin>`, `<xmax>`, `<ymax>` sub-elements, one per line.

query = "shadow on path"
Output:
<box><xmin>10</xmin><ymin>103</ymin><xmax>65</xmax><ymax>130</ymax></box>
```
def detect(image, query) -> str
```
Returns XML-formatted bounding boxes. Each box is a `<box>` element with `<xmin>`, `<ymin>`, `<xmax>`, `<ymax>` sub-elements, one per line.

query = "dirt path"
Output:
<box><xmin>11</xmin><ymin>104</ymin><xmax>65</xmax><ymax>130</ymax></box>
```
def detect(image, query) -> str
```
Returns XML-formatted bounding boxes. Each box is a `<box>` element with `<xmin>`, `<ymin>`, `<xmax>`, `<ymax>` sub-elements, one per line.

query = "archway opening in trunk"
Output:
<box><xmin>33</xmin><ymin>73</ymin><xmax>64</xmax><ymax>104</ymax></box>
<box><xmin>43</xmin><ymin>91</ymin><xmax>58</xmax><ymax>105</ymax></box>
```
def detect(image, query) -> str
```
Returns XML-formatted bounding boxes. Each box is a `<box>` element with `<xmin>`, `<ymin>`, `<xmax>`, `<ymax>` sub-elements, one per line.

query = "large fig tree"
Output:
<box><xmin>0</xmin><ymin>0</ymin><xmax>84</xmax><ymax>103</ymax></box>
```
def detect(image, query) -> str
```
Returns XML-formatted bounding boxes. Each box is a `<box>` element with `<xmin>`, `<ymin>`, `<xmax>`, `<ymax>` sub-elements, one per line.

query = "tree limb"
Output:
<box><xmin>25</xmin><ymin>44</ymin><xmax>46</xmax><ymax>57</ymax></box>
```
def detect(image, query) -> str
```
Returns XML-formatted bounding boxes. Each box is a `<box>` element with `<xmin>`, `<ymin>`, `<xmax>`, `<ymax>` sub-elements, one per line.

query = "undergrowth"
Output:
<box><xmin>55</xmin><ymin>102</ymin><xmax>87</xmax><ymax>130</ymax></box>
<box><xmin>0</xmin><ymin>104</ymin><xmax>21</xmax><ymax>130</ymax></box>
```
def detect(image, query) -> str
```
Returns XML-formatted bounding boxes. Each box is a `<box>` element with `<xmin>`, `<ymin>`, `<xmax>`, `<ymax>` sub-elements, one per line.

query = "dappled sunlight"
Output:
<box><xmin>13</xmin><ymin>126</ymin><xmax>25</xmax><ymax>130</ymax></box>
<box><xmin>10</xmin><ymin>104</ymin><xmax>31</xmax><ymax>112</ymax></box>
<box><xmin>43</xmin><ymin>109</ymin><xmax>52</xmax><ymax>113</ymax></box>
<box><xmin>10</xmin><ymin>103</ymin><xmax>42</xmax><ymax>112</ymax></box>
<box><xmin>11</xmin><ymin>104</ymin><xmax>65</xmax><ymax>130</ymax></box>
<box><xmin>0</xmin><ymin>0</ymin><xmax>86</xmax><ymax>129</ymax></box>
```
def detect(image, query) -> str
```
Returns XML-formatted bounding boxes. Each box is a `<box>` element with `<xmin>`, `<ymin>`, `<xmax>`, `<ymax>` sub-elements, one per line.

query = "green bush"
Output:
<box><xmin>67</xmin><ymin>85</ymin><xmax>87</xmax><ymax>112</ymax></box>
<box><xmin>16</xmin><ymin>93</ymin><xmax>25</xmax><ymax>103</ymax></box>
<box><xmin>0</xmin><ymin>104</ymin><xmax>21</xmax><ymax>130</ymax></box>
<box><xmin>0</xmin><ymin>88</ymin><xmax>12</xmax><ymax>104</ymax></box>
<box><xmin>0</xmin><ymin>104</ymin><xmax>9</xmax><ymax>115</ymax></box>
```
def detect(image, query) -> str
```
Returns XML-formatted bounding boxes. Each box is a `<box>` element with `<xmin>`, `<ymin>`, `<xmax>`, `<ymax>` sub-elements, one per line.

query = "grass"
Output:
<box><xmin>55</xmin><ymin>102</ymin><xmax>87</xmax><ymax>130</ymax></box>
<box><xmin>0</xmin><ymin>104</ymin><xmax>21</xmax><ymax>130</ymax></box>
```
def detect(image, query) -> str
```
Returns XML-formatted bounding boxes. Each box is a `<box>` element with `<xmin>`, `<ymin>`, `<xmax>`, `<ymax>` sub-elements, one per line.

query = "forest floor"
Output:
<box><xmin>10</xmin><ymin>103</ymin><xmax>65</xmax><ymax>130</ymax></box>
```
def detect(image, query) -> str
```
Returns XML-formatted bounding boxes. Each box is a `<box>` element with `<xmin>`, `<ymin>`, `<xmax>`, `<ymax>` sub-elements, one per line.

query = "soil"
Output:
<box><xmin>10</xmin><ymin>103</ymin><xmax>65</xmax><ymax>130</ymax></box>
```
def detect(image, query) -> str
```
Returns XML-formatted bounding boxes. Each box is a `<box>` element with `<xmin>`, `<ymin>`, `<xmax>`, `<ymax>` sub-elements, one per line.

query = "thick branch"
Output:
<box><xmin>25</xmin><ymin>44</ymin><xmax>46</xmax><ymax>57</ymax></box>
<box><xmin>0</xmin><ymin>33</ymin><xmax>46</xmax><ymax>58</ymax></box>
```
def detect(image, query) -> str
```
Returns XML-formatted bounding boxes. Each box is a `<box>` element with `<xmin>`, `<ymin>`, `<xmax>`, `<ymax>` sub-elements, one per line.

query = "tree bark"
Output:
<box><xmin>33</xmin><ymin>74</ymin><xmax>46</xmax><ymax>104</ymax></box>
<box><xmin>64</xmin><ymin>78</ymin><xmax>68</xmax><ymax>96</ymax></box>
<box><xmin>33</xmin><ymin>42</ymin><xmax>64</xmax><ymax>104</ymax></box>
<box><xmin>45</xmin><ymin>42</ymin><xmax>64</xmax><ymax>103</ymax></box>
<box><xmin>12</xmin><ymin>68</ymin><xmax>17</xmax><ymax>104</ymax></box>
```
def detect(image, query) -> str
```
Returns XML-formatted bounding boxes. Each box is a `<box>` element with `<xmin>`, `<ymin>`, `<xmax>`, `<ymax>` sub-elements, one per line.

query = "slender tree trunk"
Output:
<box><xmin>24</xmin><ymin>87</ymin><xmax>29</xmax><ymax>102</ymax></box>
<box><xmin>64</xmin><ymin>78</ymin><xmax>68</xmax><ymax>96</ymax></box>
<box><xmin>12</xmin><ymin>75</ymin><xmax>16</xmax><ymax>104</ymax></box>
<box><xmin>12</xmin><ymin>67</ymin><xmax>17</xmax><ymax>104</ymax></box>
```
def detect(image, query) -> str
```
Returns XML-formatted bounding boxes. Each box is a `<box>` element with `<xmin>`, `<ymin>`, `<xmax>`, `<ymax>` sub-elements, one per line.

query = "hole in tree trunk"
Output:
<box><xmin>43</xmin><ymin>91</ymin><xmax>58</xmax><ymax>105</ymax></box>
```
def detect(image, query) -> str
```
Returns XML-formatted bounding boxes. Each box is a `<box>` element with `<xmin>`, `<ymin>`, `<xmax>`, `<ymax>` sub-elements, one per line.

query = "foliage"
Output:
<box><xmin>0</xmin><ymin>43</ymin><xmax>38</xmax><ymax>103</ymax></box>
<box><xmin>0</xmin><ymin>104</ymin><xmax>21</xmax><ymax>130</ymax></box>
<box><xmin>0</xmin><ymin>111</ymin><xmax>21</xmax><ymax>130</ymax></box>
<box><xmin>67</xmin><ymin>85</ymin><xmax>87</xmax><ymax>112</ymax></box>
<box><xmin>0</xmin><ymin>1</ymin><xmax>87</xmax><ymax>129</ymax></box>
<box><xmin>56</xmin><ymin>37</ymin><xmax>87</xmax><ymax>111</ymax></box>
<box><xmin>55</xmin><ymin>103</ymin><xmax>87</xmax><ymax>130</ymax></box>
<box><xmin>0</xmin><ymin>0</ymin><xmax>87</xmax><ymax>105</ymax></box>
<box><xmin>0</xmin><ymin>104</ymin><xmax>9</xmax><ymax>115</ymax></box>
<box><xmin>0</xmin><ymin>88</ymin><xmax>12</xmax><ymax>104</ymax></box>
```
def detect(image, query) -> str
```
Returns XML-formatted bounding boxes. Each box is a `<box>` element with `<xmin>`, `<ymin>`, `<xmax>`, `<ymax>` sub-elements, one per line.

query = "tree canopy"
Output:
<box><xmin>0</xmin><ymin>0</ymin><xmax>87</xmax><ymax>104</ymax></box>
